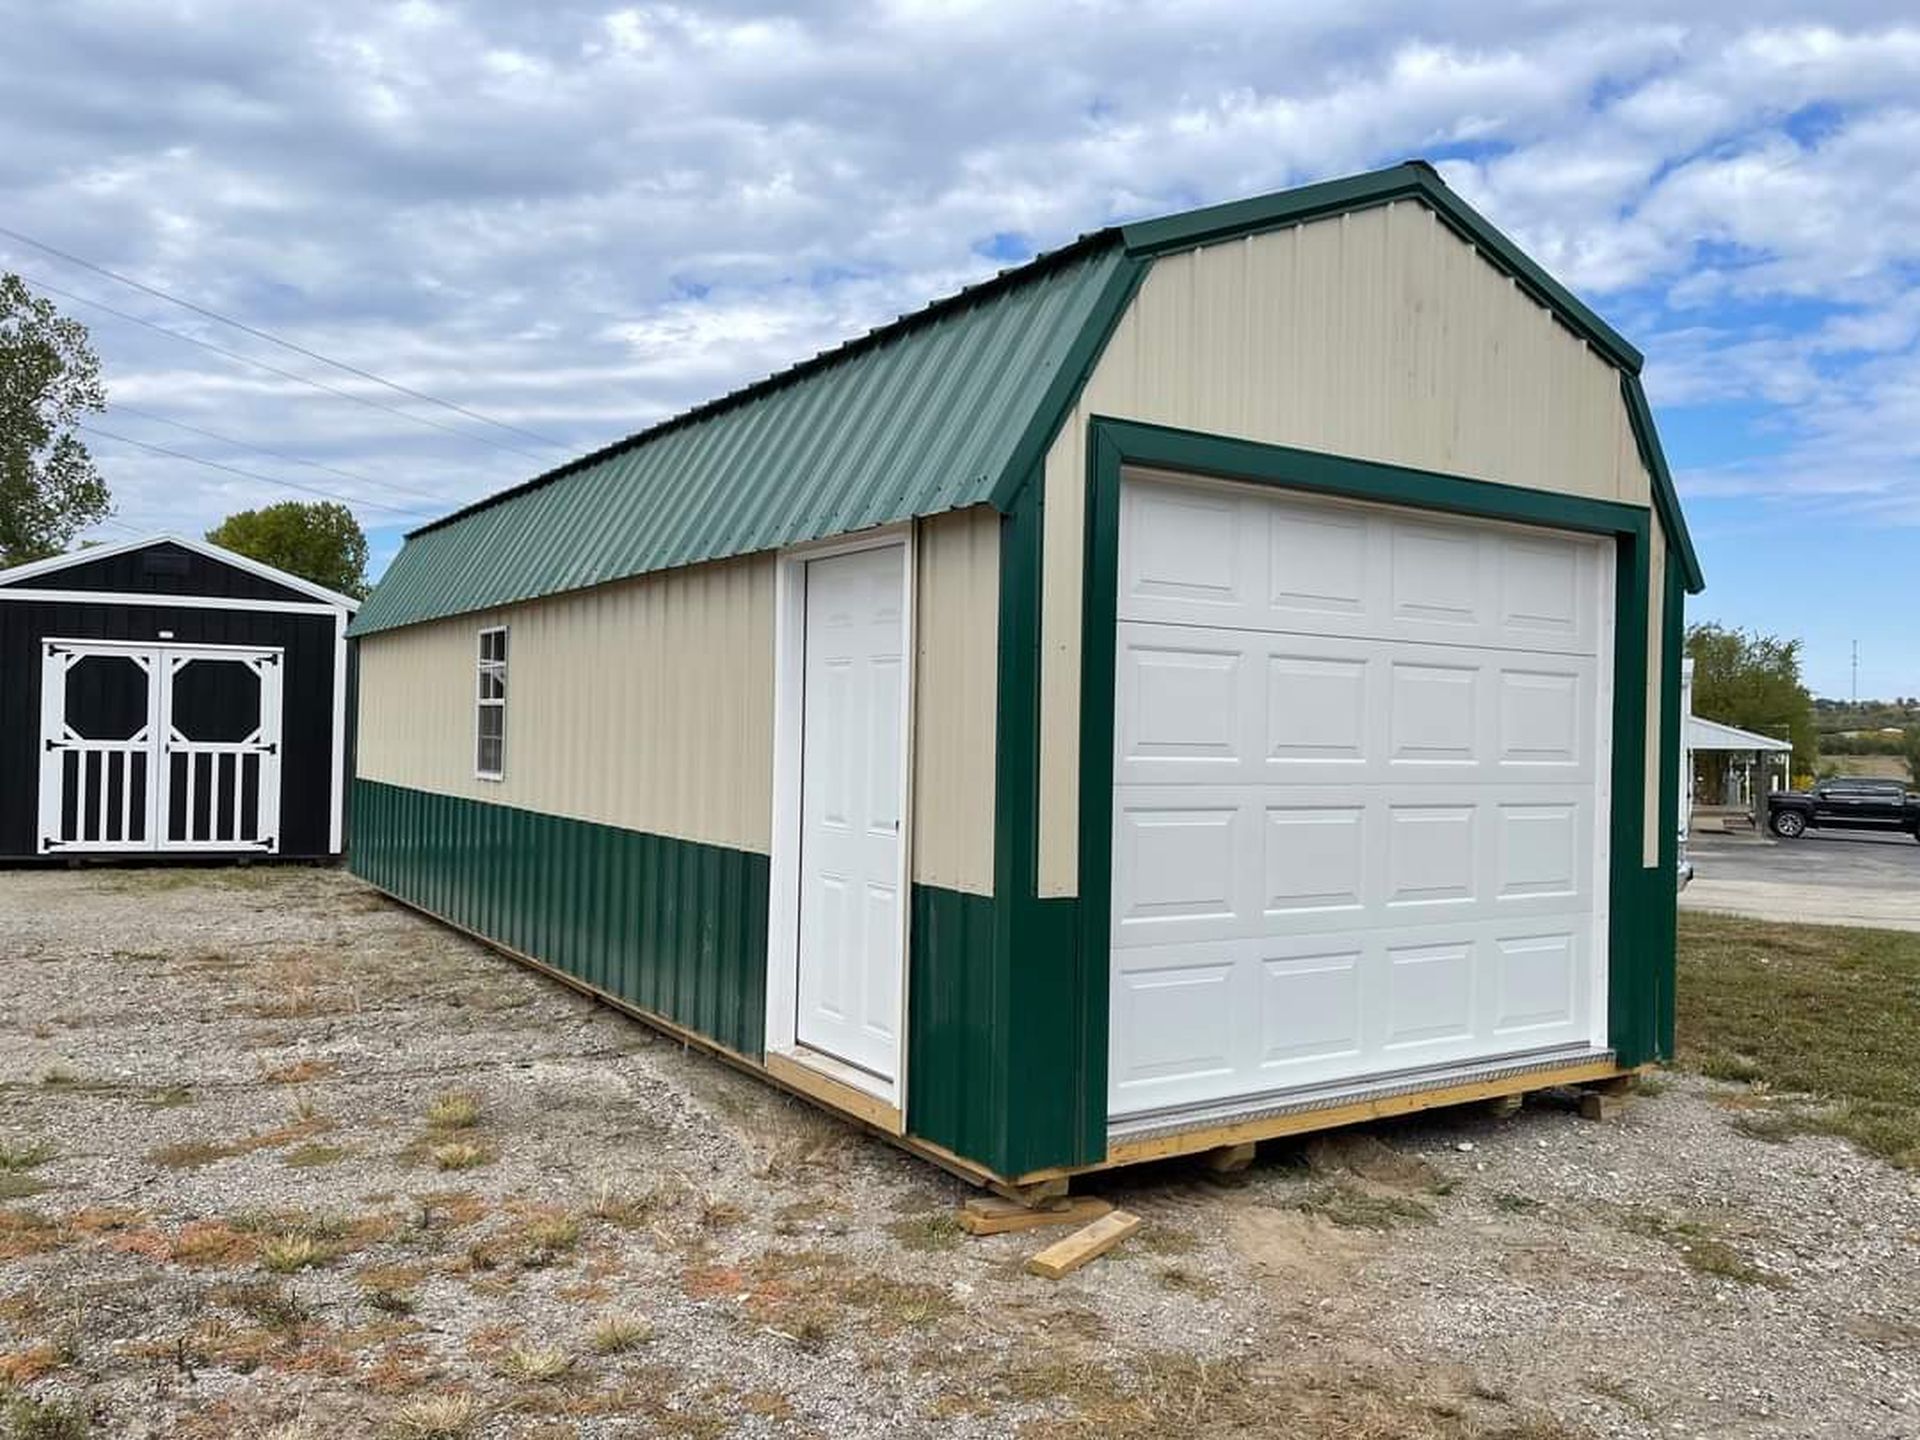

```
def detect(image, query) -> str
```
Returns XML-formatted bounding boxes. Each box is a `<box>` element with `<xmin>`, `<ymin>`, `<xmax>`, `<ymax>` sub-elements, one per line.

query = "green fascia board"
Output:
<box><xmin>1121</xmin><ymin>161</ymin><xmax>1646</xmax><ymax>378</ymax></box>
<box><xmin>350</xmin><ymin>242</ymin><xmax>1133</xmax><ymax>636</ymax></box>
<box><xmin>1623</xmin><ymin>374</ymin><xmax>1706</xmax><ymax>595</ymax></box>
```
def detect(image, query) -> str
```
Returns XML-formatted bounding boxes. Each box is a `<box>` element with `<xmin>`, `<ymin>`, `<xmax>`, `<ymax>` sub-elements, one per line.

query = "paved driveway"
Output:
<box><xmin>1681</xmin><ymin>827</ymin><xmax>1920</xmax><ymax>931</ymax></box>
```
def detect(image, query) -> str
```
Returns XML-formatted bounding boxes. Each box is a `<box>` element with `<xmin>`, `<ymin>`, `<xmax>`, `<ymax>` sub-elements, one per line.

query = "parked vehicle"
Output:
<box><xmin>1767</xmin><ymin>778</ymin><xmax>1920</xmax><ymax>840</ymax></box>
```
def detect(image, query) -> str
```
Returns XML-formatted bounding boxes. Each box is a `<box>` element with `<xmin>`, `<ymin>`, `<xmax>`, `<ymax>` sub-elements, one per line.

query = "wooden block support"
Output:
<box><xmin>958</xmin><ymin>1195</ymin><xmax>1114</xmax><ymax>1237</ymax></box>
<box><xmin>1025</xmin><ymin>1211</ymin><xmax>1142</xmax><ymax>1280</ymax></box>
<box><xmin>1579</xmin><ymin>1090</ymin><xmax>1628</xmax><ymax>1122</ymax></box>
<box><xmin>1485</xmin><ymin>1093</ymin><xmax>1524</xmax><ymax>1119</ymax></box>
<box><xmin>1202</xmin><ymin>1142</ymin><xmax>1257</xmax><ymax>1173</ymax></box>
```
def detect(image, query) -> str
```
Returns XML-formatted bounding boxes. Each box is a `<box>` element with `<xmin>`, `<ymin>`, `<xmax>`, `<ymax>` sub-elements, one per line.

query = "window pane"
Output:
<box><xmin>477</xmin><ymin>706</ymin><xmax>504</xmax><ymax>741</ymax></box>
<box><xmin>479</xmin><ymin>669</ymin><xmax>505</xmax><ymax>701</ymax></box>
<box><xmin>477</xmin><ymin>734</ymin><xmax>503</xmax><ymax>774</ymax></box>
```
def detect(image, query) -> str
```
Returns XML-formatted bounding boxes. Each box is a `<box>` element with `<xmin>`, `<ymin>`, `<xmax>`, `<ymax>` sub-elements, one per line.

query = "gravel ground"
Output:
<box><xmin>0</xmin><ymin>866</ymin><xmax>1915</xmax><ymax>1439</ymax></box>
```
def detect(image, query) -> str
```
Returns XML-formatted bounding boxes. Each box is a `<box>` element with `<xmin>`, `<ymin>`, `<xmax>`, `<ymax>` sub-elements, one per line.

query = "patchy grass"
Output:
<box><xmin>263</xmin><ymin>1058</ymin><xmax>337</xmax><ymax>1085</ymax></box>
<box><xmin>427</xmin><ymin>1142</ymin><xmax>488</xmax><ymax>1173</ymax></box>
<box><xmin>149</xmin><ymin>1138</ymin><xmax>241</xmax><ymax>1170</ymax></box>
<box><xmin>886</xmin><ymin>1212</ymin><xmax>964</xmax><ymax>1253</ymax></box>
<box><xmin>425</xmin><ymin>1091</ymin><xmax>481</xmax><ymax>1131</ymax></box>
<box><xmin>0</xmin><ymin>1209</ymin><xmax>62</xmax><ymax>1262</ymax></box>
<box><xmin>0</xmin><ymin>1140</ymin><xmax>55</xmax><ymax>1172</ymax></box>
<box><xmin>284</xmin><ymin>1143</ymin><xmax>349</xmax><ymax>1169</ymax></box>
<box><xmin>1</xmin><ymin>1393</ymin><xmax>90</xmax><ymax>1440</ymax></box>
<box><xmin>1288</xmin><ymin>1181</ymin><xmax>1435</xmax><ymax>1231</ymax></box>
<box><xmin>587</xmin><ymin>1311</ymin><xmax>654</xmax><ymax>1354</ymax></box>
<box><xmin>0</xmin><ymin>1175</ymin><xmax>50</xmax><ymax>1201</ymax></box>
<box><xmin>496</xmin><ymin>1342</ymin><xmax>572</xmax><ymax>1383</ymax></box>
<box><xmin>1678</xmin><ymin>912</ymin><xmax>1920</xmax><ymax>1167</ymax></box>
<box><xmin>260</xmin><ymin>1233</ymin><xmax>334</xmax><ymax>1273</ymax></box>
<box><xmin>1624</xmin><ymin>1209</ymin><xmax>1786</xmax><ymax>1289</ymax></box>
<box><xmin>386</xmin><ymin>1393</ymin><xmax>483</xmax><ymax>1439</ymax></box>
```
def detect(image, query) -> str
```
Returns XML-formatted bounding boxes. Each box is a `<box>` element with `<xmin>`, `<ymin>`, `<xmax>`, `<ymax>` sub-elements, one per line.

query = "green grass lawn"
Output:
<box><xmin>1677</xmin><ymin>911</ymin><xmax>1920</xmax><ymax>1168</ymax></box>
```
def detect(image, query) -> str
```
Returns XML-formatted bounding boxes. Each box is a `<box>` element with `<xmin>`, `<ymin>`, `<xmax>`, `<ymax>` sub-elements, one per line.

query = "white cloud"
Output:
<box><xmin>1</xmin><ymin>0</ymin><xmax>1918</xmax><ymax>551</ymax></box>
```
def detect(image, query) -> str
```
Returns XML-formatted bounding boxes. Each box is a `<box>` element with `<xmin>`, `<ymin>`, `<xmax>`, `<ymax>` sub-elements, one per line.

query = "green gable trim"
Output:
<box><xmin>1121</xmin><ymin>161</ymin><xmax>1646</xmax><ymax>378</ymax></box>
<box><xmin>1623</xmin><ymin>374</ymin><xmax>1706</xmax><ymax>595</ymax></box>
<box><xmin>349</xmin><ymin>779</ymin><xmax>770</xmax><ymax>1058</ymax></box>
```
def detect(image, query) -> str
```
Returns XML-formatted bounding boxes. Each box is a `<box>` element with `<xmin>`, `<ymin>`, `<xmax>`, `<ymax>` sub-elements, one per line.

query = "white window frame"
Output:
<box><xmin>475</xmin><ymin>625</ymin><xmax>509</xmax><ymax>781</ymax></box>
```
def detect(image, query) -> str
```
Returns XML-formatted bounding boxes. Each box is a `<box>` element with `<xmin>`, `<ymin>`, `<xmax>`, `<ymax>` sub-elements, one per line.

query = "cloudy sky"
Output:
<box><xmin>3</xmin><ymin>1</ymin><xmax>1917</xmax><ymax>698</ymax></box>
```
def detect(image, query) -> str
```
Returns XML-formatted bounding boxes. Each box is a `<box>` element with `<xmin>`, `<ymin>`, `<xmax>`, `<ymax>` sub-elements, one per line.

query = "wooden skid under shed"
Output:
<box><xmin>369</xmin><ymin>885</ymin><xmax>1636</xmax><ymax>1197</ymax></box>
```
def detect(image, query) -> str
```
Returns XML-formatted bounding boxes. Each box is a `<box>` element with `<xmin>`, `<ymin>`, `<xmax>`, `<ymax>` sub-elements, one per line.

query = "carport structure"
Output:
<box><xmin>1687</xmin><ymin>715</ymin><xmax>1793</xmax><ymax>831</ymax></box>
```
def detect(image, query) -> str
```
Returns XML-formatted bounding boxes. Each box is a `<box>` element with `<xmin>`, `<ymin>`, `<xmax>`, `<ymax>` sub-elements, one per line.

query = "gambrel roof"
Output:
<box><xmin>353</xmin><ymin>162</ymin><xmax>1700</xmax><ymax>637</ymax></box>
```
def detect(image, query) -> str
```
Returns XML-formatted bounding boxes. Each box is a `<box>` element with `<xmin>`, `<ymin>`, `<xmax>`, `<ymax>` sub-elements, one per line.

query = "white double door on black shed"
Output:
<box><xmin>1108</xmin><ymin>472</ymin><xmax>1615</xmax><ymax>1124</ymax></box>
<box><xmin>38</xmin><ymin>638</ymin><xmax>284</xmax><ymax>855</ymax></box>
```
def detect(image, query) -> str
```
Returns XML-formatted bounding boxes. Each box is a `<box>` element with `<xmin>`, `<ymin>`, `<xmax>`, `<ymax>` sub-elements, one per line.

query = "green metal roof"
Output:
<box><xmin>355</xmin><ymin>162</ymin><xmax>1697</xmax><ymax>636</ymax></box>
<box><xmin>352</xmin><ymin>239</ymin><xmax>1142</xmax><ymax>634</ymax></box>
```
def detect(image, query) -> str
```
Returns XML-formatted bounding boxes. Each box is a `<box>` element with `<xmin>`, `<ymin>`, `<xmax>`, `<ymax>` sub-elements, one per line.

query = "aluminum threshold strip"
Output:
<box><xmin>1108</xmin><ymin>1044</ymin><xmax>1617</xmax><ymax>1144</ymax></box>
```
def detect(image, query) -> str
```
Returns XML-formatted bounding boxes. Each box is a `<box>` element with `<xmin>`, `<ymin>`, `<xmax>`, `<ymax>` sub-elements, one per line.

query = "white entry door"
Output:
<box><xmin>38</xmin><ymin>640</ymin><xmax>284</xmax><ymax>856</ymax></box>
<box><xmin>794</xmin><ymin>544</ymin><xmax>908</xmax><ymax>1081</ymax></box>
<box><xmin>1108</xmin><ymin>474</ymin><xmax>1613</xmax><ymax>1123</ymax></box>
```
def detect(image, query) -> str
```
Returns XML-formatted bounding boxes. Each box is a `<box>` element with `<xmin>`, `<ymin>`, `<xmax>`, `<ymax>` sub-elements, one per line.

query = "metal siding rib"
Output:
<box><xmin>352</xmin><ymin>247</ymin><xmax>1130</xmax><ymax>634</ymax></box>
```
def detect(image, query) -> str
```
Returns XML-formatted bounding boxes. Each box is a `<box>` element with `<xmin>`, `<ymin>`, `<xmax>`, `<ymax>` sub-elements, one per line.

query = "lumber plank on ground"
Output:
<box><xmin>1024</xmin><ymin>1210</ymin><xmax>1142</xmax><ymax>1279</ymax></box>
<box><xmin>958</xmin><ymin>1195</ymin><xmax>1112</xmax><ymax>1237</ymax></box>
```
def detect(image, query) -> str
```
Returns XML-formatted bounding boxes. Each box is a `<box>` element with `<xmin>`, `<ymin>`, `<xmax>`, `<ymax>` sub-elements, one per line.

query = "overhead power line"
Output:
<box><xmin>78</xmin><ymin>422</ymin><xmax>437</xmax><ymax>520</ymax></box>
<box><xmin>10</xmin><ymin>269</ymin><xmax>554</xmax><ymax>464</ymax></box>
<box><xmin>107</xmin><ymin>400</ymin><xmax>450</xmax><ymax>507</ymax></box>
<box><xmin>0</xmin><ymin>221</ymin><xmax>567</xmax><ymax>451</ymax></box>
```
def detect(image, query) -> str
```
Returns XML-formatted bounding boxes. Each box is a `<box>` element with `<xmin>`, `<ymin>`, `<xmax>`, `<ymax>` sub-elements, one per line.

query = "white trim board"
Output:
<box><xmin>0</xmin><ymin>532</ymin><xmax>361</xmax><ymax>611</ymax></box>
<box><xmin>0</xmin><ymin>587</ymin><xmax>349</xmax><ymax>616</ymax></box>
<box><xmin>764</xmin><ymin>522</ymin><xmax>917</xmax><ymax>1120</ymax></box>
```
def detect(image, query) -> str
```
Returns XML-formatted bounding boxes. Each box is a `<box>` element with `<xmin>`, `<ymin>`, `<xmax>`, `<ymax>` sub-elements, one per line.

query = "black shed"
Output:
<box><xmin>0</xmin><ymin>534</ymin><xmax>356</xmax><ymax>861</ymax></box>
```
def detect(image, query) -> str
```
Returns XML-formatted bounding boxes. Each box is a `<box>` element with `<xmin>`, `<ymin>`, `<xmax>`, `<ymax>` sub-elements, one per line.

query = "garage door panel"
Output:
<box><xmin>1120</xmin><ymin>468</ymin><xmax>1602</xmax><ymax>656</ymax></box>
<box><xmin>1111</xmin><ymin>784</ymin><xmax>1594</xmax><ymax>949</ymax></box>
<box><xmin>1110</xmin><ymin>920</ymin><xmax>1597</xmax><ymax>1113</ymax></box>
<box><xmin>1110</xmin><ymin>474</ymin><xmax>1611</xmax><ymax>1123</ymax></box>
<box><xmin>1116</xmin><ymin>622</ymin><xmax>1597</xmax><ymax>789</ymax></box>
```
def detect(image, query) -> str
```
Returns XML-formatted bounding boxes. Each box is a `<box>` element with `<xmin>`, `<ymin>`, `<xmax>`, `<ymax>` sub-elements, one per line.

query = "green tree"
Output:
<box><xmin>206</xmin><ymin>500</ymin><xmax>369</xmax><ymax>599</ymax></box>
<box><xmin>0</xmin><ymin>273</ymin><xmax>110</xmax><ymax>565</ymax></box>
<box><xmin>1686</xmin><ymin>623</ymin><xmax>1818</xmax><ymax>786</ymax></box>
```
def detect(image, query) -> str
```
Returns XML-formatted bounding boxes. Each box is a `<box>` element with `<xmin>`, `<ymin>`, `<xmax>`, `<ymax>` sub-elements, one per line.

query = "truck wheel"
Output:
<box><xmin>1771</xmin><ymin>810</ymin><xmax>1806</xmax><ymax>839</ymax></box>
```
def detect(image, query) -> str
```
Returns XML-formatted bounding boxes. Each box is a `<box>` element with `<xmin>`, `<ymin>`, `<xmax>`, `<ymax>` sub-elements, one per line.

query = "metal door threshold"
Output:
<box><xmin>1108</xmin><ymin>1044</ymin><xmax>1616</xmax><ymax>1144</ymax></box>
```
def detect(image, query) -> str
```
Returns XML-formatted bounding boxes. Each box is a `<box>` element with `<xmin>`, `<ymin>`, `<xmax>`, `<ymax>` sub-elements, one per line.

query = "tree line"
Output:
<box><xmin>2</xmin><ymin>272</ymin><xmax>370</xmax><ymax>596</ymax></box>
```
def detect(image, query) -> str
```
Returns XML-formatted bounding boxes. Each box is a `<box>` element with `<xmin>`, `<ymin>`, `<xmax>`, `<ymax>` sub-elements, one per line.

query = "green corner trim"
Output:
<box><xmin>988</xmin><ymin>257</ymin><xmax>1151</xmax><ymax>512</ymax></box>
<box><xmin>1120</xmin><ymin>161</ymin><xmax>1645</xmax><ymax>377</ymax></box>
<box><xmin>1623</xmin><ymin>374</ymin><xmax>1706</xmax><ymax>596</ymax></box>
<box><xmin>349</xmin><ymin>779</ymin><xmax>769</xmax><ymax>1058</ymax></box>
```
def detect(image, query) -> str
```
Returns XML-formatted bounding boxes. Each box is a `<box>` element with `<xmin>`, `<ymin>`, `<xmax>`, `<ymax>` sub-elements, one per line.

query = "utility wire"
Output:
<box><xmin>107</xmin><ymin>400</ymin><xmax>451</xmax><ymax>507</ymax></box>
<box><xmin>11</xmin><ymin>268</ymin><xmax>554</xmax><ymax>464</ymax></box>
<box><xmin>78</xmin><ymin>422</ymin><xmax>437</xmax><ymax>520</ymax></box>
<box><xmin>0</xmin><ymin>221</ymin><xmax>567</xmax><ymax>451</ymax></box>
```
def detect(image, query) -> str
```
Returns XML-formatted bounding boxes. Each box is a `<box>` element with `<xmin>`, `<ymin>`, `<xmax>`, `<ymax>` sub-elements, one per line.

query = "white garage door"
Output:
<box><xmin>1109</xmin><ymin>471</ymin><xmax>1614</xmax><ymax>1124</ymax></box>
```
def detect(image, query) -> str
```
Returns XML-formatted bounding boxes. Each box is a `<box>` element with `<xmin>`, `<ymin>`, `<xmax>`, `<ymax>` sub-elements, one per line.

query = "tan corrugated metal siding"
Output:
<box><xmin>356</xmin><ymin>511</ymin><xmax>1003</xmax><ymax>886</ymax></box>
<box><xmin>1037</xmin><ymin>199</ymin><xmax>1659</xmax><ymax>896</ymax></box>
<box><xmin>911</xmin><ymin>508</ymin><xmax>999</xmax><ymax>895</ymax></box>
<box><xmin>356</xmin><ymin>556</ymin><xmax>776</xmax><ymax>854</ymax></box>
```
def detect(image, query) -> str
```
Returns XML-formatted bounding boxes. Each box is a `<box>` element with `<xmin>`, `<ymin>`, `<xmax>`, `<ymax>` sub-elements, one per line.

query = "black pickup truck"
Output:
<box><xmin>1767</xmin><ymin>778</ymin><xmax>1920</xmax><ymax>840</ymax></box>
